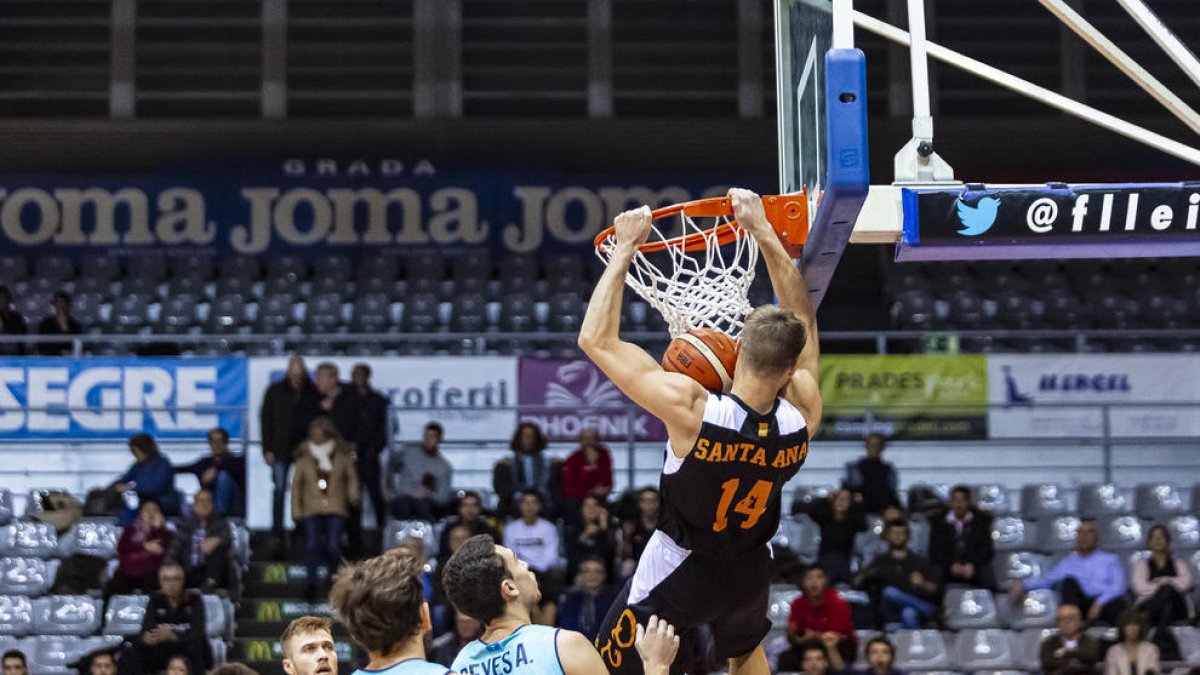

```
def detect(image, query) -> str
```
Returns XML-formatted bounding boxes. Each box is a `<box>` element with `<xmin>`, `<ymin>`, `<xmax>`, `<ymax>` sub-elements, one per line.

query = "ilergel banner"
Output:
<box><xmin>0</xmin><ymin>357</ymin><xmax>246</xmax><ymax>439</ymax></box>
<box><xmin>988</xmin><ymin>355</ymin><xmax>1200</xmax><ymax>438</ymax></box>
<box><xmin>819</xmin><ymin>355</ymin><xmax>988</xmax><ymax>440</ymax></box>
<box><xmin>517</xmin><ymin>357</ymin><xmax>667</xmax><ymax>443</ymax></box>
<box><xmin>899</xmin><ymin>182</ymin><xmax>1200</xmax><ymax>261</ymax></box>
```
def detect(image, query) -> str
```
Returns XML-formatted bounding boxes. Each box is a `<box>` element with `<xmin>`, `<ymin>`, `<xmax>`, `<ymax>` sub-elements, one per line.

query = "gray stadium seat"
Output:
<box><xmin>34</xmin><ymin>256</ymin><xmax>74</xmax><ymax>282</ymax></box>
<box><xmin>208</xmin><ymin>294</ymin><xmax>247</xmax><ymax>333</ymax></box>
<box><xmin>32</xmin><ymin>595</ymin><xmax>100</xmax><ymax>635</ymax></box>
<box><xmin>499</xmin><ymin>293</ymin><xmax>537</xmax><ymax>333</ymax></box>
<box><xmin>79</xmin><ymin>256</ymin><xmax>121</xmax><ymax>283</ymax></box>
<box><xmin>1077</xmin><ymin>484</ymin><xmax>1132</xmax><ymax>518</ymax></box>
<box><xmin>1013</xmin><ymin>629</ymin><xmax>1056</xmax><ymax>671</ymax></box>
<box><xmin>25</xmin><ymin>635</ymin><xmax>85</xmax><ymax>674</ymax></box>
<box><xmin>789</xmin><ymin>485</ymin><xmax>834</xmax><ymax>514</ymax></box>
<box><xmin>1020</xmin><ymin>484</ymin><xmax>1071</xmax><ymax>519</ymax></box>
<box><xmin>257</xmin><ymin>293</ymin><xmax>297</xmax><ymax>333</ymax></box>
<box><xmin>450</xmin><ymin>293</ymin><xmax>489</xmax><ymax>333</ymax></box>
<box><xmin>1002</xmin><ymin>588</ymin><xmax>1058</xmax><ymax>629</ymax></box>
<box><xmin>1034</xmin><ymin>516</ymin><xmax>1080</xmax><ymax>553</ymax></box>
<box><xmin>944</xmin><ymin>588</ymin><xmax>1000</xmax><ymax>629</ymax></box>
<box><xmin>545</xmin><ymin>291</ymin><xmax>583</xmax><ymax>332</ymax></box>
<box><xmin>991</xmin><ymin>517</ymin><xmax>1034</xmax><ymax>552</ymax></box>
<box><xmin>0</xmin><ymin>558</ymin><xmax>53</xmax><ymax>596</ymax></box>
<box><xmin>972</xmin><ymin>484</ymin><xmax>1012</xmax><ymax>516</ymax></box>
<box><xmin>313</xmin><ymin>255</ymin><xmax>354</xmax><ymax>282</ymax></box>
<box><xmin>358</xmin><ymin>256</ymin><xmax>399</xmax><ymax>283</ymax></box>
<box><xmin>102</xmin><ymin>595</ymin><xmax>148</xmax><ymax>637</ymax></box>
<box><xmin>767</xmin><ymin>585</ymin><xmax>801</xmax><ymax>629</ymax></box>
<box><xmin>0</xmin><ymin>490</ymin><xmax>11</xmax><ymax>525</ymax></box>
<box><xmin>352</xmin><ymin>293</ymin><xmax>393</xmax><ymax>333</ymax></box>
<box><xmin>16</xmin><ymin>294</ymin><xmax>49</xmax><ymax>322</ymax></box>
<box><xmin>383</xmin><ymin>520</ymin><xmax>437</xmax><ymax>557</ymax></box>
<box><xmin>229</xmin><ymin>520</ymin><xmax>250</xmax><ymax>569</ymax></box>
<box><xmin>1166</xmin><ymin>514</ymin><xmax>1200</xmax><ymax>549</ymax></box>
<box><xmin>1170</xmin><ymin>626</ymin><xmax>1200</xmax><ymax>663</ymax></box>
<box><xmin>772</xmin><ymin>516</ymin><xmax>821</xmax><ymax>563</ymax></box>
<box><xmin>109</xmin><ymin>294</ymin><xmax>151</xmax><ymax>332</ymax></box>
<box><xmin>305</xmin><ymin>293</ymin><xmax>346</xmax><ymax>333</ymax></box>
<box><xmin>172</xmin><ymin>255</ymin><xmax>215</xmax><ymax>282</ymax></box>
<box><xmin>265</xmin><ymin>255</ymin><xmax>309</xmax><ymax>283</ymax></box>
<box><xmin>71</xmin><ymin>292</ymin><xmax>106</xmax><ymax>326</ymax></box>
<box><xmin>953</xmin><ymin>629</ymin><xmax>1017</xmax><ymax>671</ymax></box>
<box><xmin>127</xmin><ymin>254</ymin><xmax>168</xmax><ymax>282</ymax></box>
<box><xmin>992</xmin><ymin>551</ymin><xmax>1051</xmax><ymax>589</ymax></box>
<box><xmin>401</xmin><ymin>293</ymin><xmax>441</xmax><ymax>333</ymax></box>
<box><xmin>0</xmin><ymin>255</ymin><xmax>28</xmax><ymax>281</ymax></box>
<box><xmin>1134</xmin><ymin>483</ymin><xmax>1187</xmax><ymax>519</ymax></box>
<box><xmin>0</xmin><ymin>595</ymin><xmax>33</xmax><ymax>635</ymax></box>
<box><xmin>59</xmin><ymin>520</ymin><xmax>119</xmax><ymax>559</ymax></box>
<box><xmin>1096</xmin><ymin>515</ymin><xmax>1146</xmax><ymax>551</ymax></box>
<box><xmin>892</xmin><ymin>629</ymin><xmax>951</xmax><ymax>670</ymax></box>
<box><xmin>157</xmin><ymin>294</ymin><xmax>199</xmax><ymax>334</ymax></box>
<box><xmin>202</xmin><ymin>594</ymin><xmax>227</xmax><ymax>639</ymax></box>
<box><xmin>908</xmin><ymin>518</ymin><xmax>931</xmax><ymax>557</ymax></box>
<box><xmin>0</xmin><ymin>523</ymin><xmax>59</xmax><ymax>558</ymax></box>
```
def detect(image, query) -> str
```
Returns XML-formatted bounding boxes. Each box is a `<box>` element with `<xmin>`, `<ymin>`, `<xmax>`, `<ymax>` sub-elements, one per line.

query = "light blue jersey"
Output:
<box><xmin>451</xmin><ymin>624</ymin><xmax>564</xmax><ymax>675</ymax></box>
<box><xmin>354</xmin><ymin>658</ymin><xmax>451</xmax><ymax>675</ymax></box>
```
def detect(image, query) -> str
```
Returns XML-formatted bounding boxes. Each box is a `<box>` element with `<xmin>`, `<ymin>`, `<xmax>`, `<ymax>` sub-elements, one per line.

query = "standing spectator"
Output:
<box><xmin>844</xmin><ymin>433</ymin><xmax>900</xmax><ymax>514</ymax></box>
<box><xmin>436</xmin><ymin>491</ymin><xmax>499</xmax><ymax>555</ymax></box>
<box><xmin>346</xmin><ymin>363</ymin><xmax>389</xmax><ymax>554</ymax></box>
<box><xmin>1011</xmin><ymin>519</ymin><xmax>1126</xmax><ymax>625</ymax></box>
<box><xmin>113</xmin><ymin>434</ymin><xmax>181</xmax><ymax>524</ymax></box>
<box><xmin>176</xmin><ymin>427</ymin><xmax>246</xmax><ymax>518</ymax></box>
<box><xmin>0</xmin><ymin>285</ymin><xmax>27</xmax><ymax>356</ymax></box>
<box><xmin>37</xmin><ymin>290</ymin><xmax>83</xmax><ymax>356</ymax></box>
<box><xmin>1040</xmin><ymin>604</ymin><xmax>1102</xmax><ymax>675</ymax></box>
<box><xmin>557</xmin><ymin>555</ymin><xmax>618</xmax><ymax>641</ymax></box>
<box><xmin>315</xmin><ymin>362</ymin><xmax>358</xmax><ymax>440</ymax></box>
<box><xmin>619</xmin><ymin>487</ymin><xmax>660</xmax><ymax>578</ymax></box>
<box><xmin>928</xmin><ymin>485</ymin><xmax>996</xmax><ymax>589</ymax></box>
<box><xmin>854</xmin><ymin>519</ymin><xmax>942</xmax><ymax>629</ymax></box>
<box><xmin>291</xmin><ymin>416</ymin><xmax>360</xmax><ymax>601</ymax></box>
<box><xmin>494</xmin><ymin>422</ymin><xmax>554</xmax><ymax>518</ymax></box>
<box><xmin>106</xmin><ymin>500</ymin><xmax>173</xmax><ymax>597</ymax></box>
<box><xmin>780</xmin><ymin>566</ymin><xmax>857</xmax><ymax>670</ymax></box>
<box><xmin>387</xmin><ymin>421</ymin><xmax>454</xmax><ymax>521</ymax></box>
<box><xmin>559</xmin><ymin>428</ymin><xmax>613</xmax><ymax>523</ymax></box>
<box><xmin>801</xmin><ymin>489</ymin><xmax>868</xmax><ymax>585</ymax></box>
<box><xmin>564</xmin><ymin>494</ymin><xmax>617</xmax><ymax>581</ymax></box>
<box><xmin>118</xmin><ymin>563</ymin><xmax>211</xmax><ymax>675</ymax></box>
<box><xmin>166</xmin><ymin>489</ymin><xmax>231</xmax><ymax>592</ymax></box>
<box><xmin>261</xmin><ymin>354</ymin><xmax>321</xmax><ymax>551</ymax></box>
<box><xmin>502</xmin><ymin>490</ymin><xmax>562</xmax><ymax>625</ymax></box>
<box><xmin>1132</xmin><ymin>524</ymin><xmax>1192</xmax><ymax>660</ymax></box>
<box><xmin>853</xmin><ymin>637</ymin><xmax>906</xmax><ymax>675</ymax></box>
<box><xmin>1105</xmin><ymin>608</ymin><xmax>1159</xmax><ymax>675</ymax></box>
<box><xmin>1</xmin><ymin>650</ymin><xmax>27</xmax><ymax>675</ymax></box>
<box><xmin>430</xmin><ymin>611</ymin><xmax>483</xmax><ymax>668</ymax></box>
<box><xmin>87</xmin><ymin>653</ymin><xmax>117</xmax><ymax>675</ymax></box>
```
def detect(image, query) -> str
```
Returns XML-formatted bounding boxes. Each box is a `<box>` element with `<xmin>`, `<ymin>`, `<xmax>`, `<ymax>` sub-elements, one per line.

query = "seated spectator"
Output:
<box><xmin>118</xmin><ymin>564</ymin><xmax>210</xmax><ymax>675</ymax></box>
<box><xmin>559</xmin><ymin>428</ymin><xmax>613</xmax><ymax>522</ymax></box>
<box><xmin>166</xmin><ymin>655</ymin><xmax>190</xmax><ymax>675</ymax></box>
<box><xmin>1105</xmin><ymin>608</ymin><xmax>1159</xmax><ymax>675</ymax></box>
<box><xmin>494</xmin><ymin>422</ymin><xmax>556</xmax><ymax>518</ymax></box>
<box><xmin>780</xmin><ymin>566</ymin><xmax>856</xmax><ymax>670</ymax></box>
<box><xmin>802</xmin><ymin>488</ymin><xmax>867</xmax><ymax>585</ymax></box>
<box><xmin>1133</xmin><ymin>524</ymin><xmax>1193</xmax><ymax>660</ymax></box>
<box><xmin>37</xmin><ymin>290</ymin><xmax>83</xmax><ymax>356</ymax></box>
<box><xmin>114</xmin><ymin>434</ymin><xmax>182</xmax><ymax>525</ymax></box>
<box><xmin>619</xmin><ymin>487</ymin><xmax>660</xmax><ymax>578</ymax></box>
<box><xmin>176</xmin><ymin>427</ymin><xmax>246</xmax><ymax>518</ymax></box>
<box><xmin>106</xmin><ymin>500</ymin><xmax>173</xmax><ymax>597</ymax></box>
<box><xmin>437</xmin><ymin>491</ymin><xmax>499</xmax><ymax>554</ymax></box>
<box><xmin>844</xmin><ymin>433</ymin><xmax>900</xmax><ymax>515</ymax></box>
<box><xmin>1041</xmin><ymin>604</ymin><xmax>1102</xmax><ymax>675</ymax></box>
<box><xmin>86</xmin><ymin>652</ymin><xmax>117</xmax><ymax>675</ymax></box>
<box><xmin>166</xmin><ymin>489</ymin><xmax>231</xmax><ymax>593</ymax></box>
<box><xmin>557</xmin><ymin>555</ymin><xmax>619</xmax><ymax>641</ymax></box>
<box><xmin>795</xmin><ymin>639</ymin><xmax>847</xmax><ymax>675</ymax></box>
<box><xmin>853</xmin><ymin>637</ymin><xmax>906</xmax><ymax>675</ymax></box>
<box><xmin>853</xmin><ymin>519</ymin><xmax>941</xmax><ymax>629</ymax></box>
<box><xmin>565</xmin><ymin>494</ymin><xmax>618</xmax><ymax>580</ymax></box>
<box><xmin>0</xmin><ymin>285</ymin><xmax>27</xmax><ymax>356</ymax></box>
<box><xmin>502</xmin><ymin>490</ymin><xmax>563</xmax><ymax>625</ymax></box>
<box><xmin>433</xmin><ymin>523</ymin><xmax>473</xmax><ymax>634</ymax></box>
<box><xmin>430</xmin><ymin>610</ymin><xmax>483</xmax><ymax>668</ymax></box>
<box><xmin>387</xmin><ymin>421</ymin><xmax>454</xmax><ymax>521</ymax></box>
<box><xmin>1012</xmin><ymin>519</ymin><xmax>1126</xmax><ymax>625</ymax></box>
<box><xmin>928</xmin><ymin>485</ymin><xmax>996</xmax><ymax>589</ymax></box>
<box><xmin>291</xmin><ymin>416</ymin><xmax>360</xmax><ymax>601</ymax></box>
<box><xmin>2</xmin><ymin>649</ymin><xmax>27</xmax><ymax>675</ymax></box>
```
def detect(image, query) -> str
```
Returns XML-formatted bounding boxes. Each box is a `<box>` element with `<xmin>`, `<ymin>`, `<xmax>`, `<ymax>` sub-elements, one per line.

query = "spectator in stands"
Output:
<box><xmin>0</xmin><ymin>285</ymin><xmax>27</xmax><ymax>356</ymax></box>
<box><xmin>559</xmin><ymin>428</ymin><xmax>613</xmax><ymax>523</ymax></box>
<box><xmin>433</xmin><ymin>523</ymin><xmax>474</xmax><ymax>633</ymax></box>
<box><xmin>780</xmin><ymin>566</ymin><xmax>856</xmax><ymax>670</ymax></box>
<box><xmin>565</xmin><ymin>494</ymin><xmax>617</xmax><ymax>580</ymax></box>
<box><xmin>1133</xmin><ymin>524</ymin><xmax>1191</xmax><ymax>660</ymax></box>
<box><xmin>387</xmin><ymin>421</ymin><xmax>454</xmax><ymax>521</ymax></box>
<box><xmin>430</xmin><ymin>610</ymin><xmax>483</xmax><ymax>668</ymax></box>
<box><xmin>854</xmin><ymin>519</ymin><xmax>941</xmax><ymax>629</ymax></box>
<box><xmin>844</xmin><ymin>433</ymin><xmax>900</xmax><ymax>515</ymax></box>
<box><xmin>854</xmin><ymin>637</ymin><xmax>905</xmax><ymax>675</ymax></box>
<box><xmin>347</xmin><ymin>362</ymin><xmax>389</xmax><ymax>554</ymax></box>
<box><xmin>802</xmin><ymin>488</ymin><xmax>868</xmax><ymax>585</ymax></box>
<box><xmin>1105</xmin><ymin>608</ymin><xmax>1160</xmax><ymax>675</ymax></box>
<box><xmin>107</xmin><ymin>499</ymin><xmax>173</xmax><ymax>597</ymax></box>
<box><xmin>279</xmin><ymin>616</ymin><xmax>337</xmax><ymax>675</ymax></box>
<box><xmin>1041</xmin><ymin>604</ymin><xmax>1102</xmax><ymax>675</ymax></box>
<box><xmin>619</xmin><ymin>487</ymin><xmax>660</xmax><ymax>578</ymax></box>
<box><xmin>113</xmin><ymin>433</ymin><xmax>182</xmax><ymax>524</ymax></box>
<box><xmin>503</xmin><ymin>490</ymin><xmax>562</xmax><ymax>625</ymax></box>
<box><xmin>1</xmin><ymin>650</ymin><xmax>27</xmax><ymax>675</ymax></box>
<box><xmin>494</xmin><ymin>422</ymin><xmax>555</xmax><ymax>518</ymax></box>
<box><xmin>1012</xmin><ymin>519</ymin><xmax>1126</xmax><ymax>625</ymax></box>
<box><xmin>436</xmin><ymin>491</ymin><xmax>499</xmax><ymax>554</ymax></box>
<box><xmin>315</xmin><ymin>362</ymin><xmax>358</xmax><ymax>440</ymax></box>
<box><xmin>928</xmin><ymin>485</ymin><xmax>996</xmax><ymax>589</ymax></box>
<box><xmin>292</xmin><ymin>416</ymin><xmax>360</xmax><ymax>601</ymax></box>
<box><xmin>557</xmin><ymin>555</ymin><xmax>618</xmax><ymax>640</ymax></box>
<box><xmin>37</xmin><ymin>290</ymin><xmax>83</xmax><ymax>356</ymax></box>
<box><xmin>176</xmin><ymin>427</ymin><xmax>246</xmax><ymax>518</ymax></box>
<box><xmin>795</xmin><ymin>639</ymin><xmax>846</xmax><ymax>675</ymax></box>
<box><xmin>166</xmin><ymin>656</ymin><xmax>190</xmax><ymax>675</ymax></box>
<box><xmin>166</xmin><ymin>489</ymin><xmax>231</xmax><ymax>593</ymax></box>
<box><xmin>118</xmin><ymin>562</ymin><xmax>211</xmax><ymax>675</ymax></box>
<box><xmin>87</xmin><ymin>652</ymin><xmax>117</xmax><ymax>675</ymax></box>
<box><xmin>261</xmin><ymin>354</ymin><xmax>321</xmax><ymax>552</ymax></box>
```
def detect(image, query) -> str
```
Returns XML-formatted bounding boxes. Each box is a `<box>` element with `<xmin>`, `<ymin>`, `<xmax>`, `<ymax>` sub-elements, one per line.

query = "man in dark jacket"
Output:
<box><xmin>261</xmin><ymin>355</ymin><xmax>320</xmax><ymax>546</ymax></box>
<box><xmin>166</xmin><ymin>489</ymin><xmax>232</xmax><ymax>592</ymax></box>
<box><xmin>37</xmin><ymin>290</ymin><xmax>83</xmax><ymax>356</ymax></box>
<box><xmin>1040</xmin><ymin>604</ymin><xmax>1101</xmax><ymax>675</ymax></box>
<box><xmin>0</xmin><ymin>285</ymin><xmax>27</xmax><ymax>356</ymax></box>
<box><xmin>844</xmin><ymin>434</ymin><xmax>900</xmax><ymax>514</ymax></box>
<box><xmin>176</xmin><ymin>428</ymin><xmax>246</xmax><ymax>518</ymax></box>
<box><xmin>928</xmin><ymin>485</ymin><xmax>996</xmax><ymax>589</ymax></box>
<box><xmin>854</xmin><ymin>519</ymin><xmax>942</xmax><ymax>629</ymax></box>
<box><xmin>315</xmin><ymin>362</ymin><xmax>359</xmax><ymax>439</ymax></box>
<box><xmin>346</xmin><ymin>362</ymin><xmax>389</xmax><ymax>554</ymax></box>
<box><xmin>118</xmin><ymin>563</ymin><xmax>211</xmax><ymax>675</ymax></box>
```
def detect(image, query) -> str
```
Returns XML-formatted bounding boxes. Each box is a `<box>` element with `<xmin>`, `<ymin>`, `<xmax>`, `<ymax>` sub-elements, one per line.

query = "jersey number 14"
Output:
<box><xmin>712</xmin><ymin>478</ymin><xmax>772</xmax><ymax>532</ymax></box>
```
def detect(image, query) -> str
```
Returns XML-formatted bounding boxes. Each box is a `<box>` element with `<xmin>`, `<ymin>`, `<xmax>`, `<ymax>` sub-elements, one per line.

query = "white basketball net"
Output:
<box><xmin>596</xmin><ymin>211</ymin><xmax>759</xmax><ymax>338</ymax></box>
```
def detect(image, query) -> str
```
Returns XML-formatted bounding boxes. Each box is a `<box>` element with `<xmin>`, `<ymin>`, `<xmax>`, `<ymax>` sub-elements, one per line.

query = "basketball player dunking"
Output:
<box><xmin>578</xmin><ymin>188</ymin><xmax>822</xmax><ymax>675</ymax></box>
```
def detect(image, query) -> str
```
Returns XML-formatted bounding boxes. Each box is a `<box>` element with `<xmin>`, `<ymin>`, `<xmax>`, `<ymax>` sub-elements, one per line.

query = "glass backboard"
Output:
<box><xmin>775</xmin><ymin>0</ymin><xmax>832</xmax><ymax>218</ymax></box>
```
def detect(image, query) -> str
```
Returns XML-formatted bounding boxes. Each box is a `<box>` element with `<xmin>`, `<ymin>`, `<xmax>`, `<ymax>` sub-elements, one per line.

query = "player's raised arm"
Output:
<box><xmin>728</xmin><ymin>188</ymin><xmax>822</xmax><ymax>433</ymax></box>
<box><xmin>578</xmin><ymin>206</ymin><xmax>706</xmax><ymax>445</ymax></box>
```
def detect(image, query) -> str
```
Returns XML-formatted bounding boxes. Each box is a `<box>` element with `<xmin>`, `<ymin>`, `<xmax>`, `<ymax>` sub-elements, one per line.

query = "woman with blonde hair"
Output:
<box><xmin>291</xmin><ymin>416</ymin><xmax>360</xmax><ymax>601</ymax></box>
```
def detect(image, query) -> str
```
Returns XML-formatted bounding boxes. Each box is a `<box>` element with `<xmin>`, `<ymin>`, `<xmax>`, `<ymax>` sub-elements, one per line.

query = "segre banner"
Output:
<box><xmin>819</xmin><ymin>355</ymin><xmax>988</xmax><ymax>440</ymax></box>
<box><xmin>0</xmin><ymin>357</ymin><xmax>246</xmax><ymax>439</ymax></box>
<box><xmin>517</xmin><ymin>357</ymin><xmax>667</xmax><ymax>443</ymax></box>
<box><xmin>987</xmin><ymin>354</ymin><xmax>1200</xmax><ymax>438</ymax></box>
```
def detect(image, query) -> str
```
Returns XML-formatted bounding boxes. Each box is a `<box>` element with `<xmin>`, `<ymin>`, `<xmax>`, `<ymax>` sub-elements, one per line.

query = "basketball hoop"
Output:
<box><xmin>593</xmin><ymin>194</ymin><xmax>808</xmax><ymax>338</ymax></box>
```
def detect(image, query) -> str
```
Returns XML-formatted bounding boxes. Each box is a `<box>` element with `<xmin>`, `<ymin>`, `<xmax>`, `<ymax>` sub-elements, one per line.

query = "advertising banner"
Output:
<box><xmin>987</xmin><ymin>355</ymin><xmax>1200</xmax><ymax>438</ymax></box>
<box><xmin>516</xmin><ymin>357</ymin><xmax>666</xmax><ymax>443</ymax></box>
<box><xmin>818</xmin><ymin>355</ymin><xmax>988</xmax><ymax>439</ymax></box>
<box><xmin>0</xmin><ymin>357</ymin><xmax>246</xmax><ymax>439</ymax></box>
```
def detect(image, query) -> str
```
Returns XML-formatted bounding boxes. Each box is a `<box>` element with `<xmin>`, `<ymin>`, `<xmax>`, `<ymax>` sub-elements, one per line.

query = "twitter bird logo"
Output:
<box><xmin>954</xmin><ymin>196</ymin><xmax>1001</xmax><ymax>236</ymax></box>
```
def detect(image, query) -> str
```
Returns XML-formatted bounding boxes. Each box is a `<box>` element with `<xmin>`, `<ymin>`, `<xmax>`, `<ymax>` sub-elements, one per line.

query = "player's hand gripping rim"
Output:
<box><xmin>613</xmin><ymin>205</ymin><xmax>653</xmax><ymax>252</ymax></box>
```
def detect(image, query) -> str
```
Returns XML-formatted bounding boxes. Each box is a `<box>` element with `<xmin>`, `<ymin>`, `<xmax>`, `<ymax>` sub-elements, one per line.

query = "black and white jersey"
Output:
<box><xmin>657</xmin><ymin>392</ymin><xmax>809</xmax><ymax>559</ymax></box>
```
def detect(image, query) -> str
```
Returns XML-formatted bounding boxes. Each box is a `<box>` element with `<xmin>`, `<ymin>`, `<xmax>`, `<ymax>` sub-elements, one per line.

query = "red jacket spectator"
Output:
<box><xmin>560</xmin><ymin>429</ymin><xmax>613</xmax><ymax>500</ymax></box>
<box><xmin>789</xmin><ymin>587</ymin><xmax>856</xmax><ymax>641</ymax></box>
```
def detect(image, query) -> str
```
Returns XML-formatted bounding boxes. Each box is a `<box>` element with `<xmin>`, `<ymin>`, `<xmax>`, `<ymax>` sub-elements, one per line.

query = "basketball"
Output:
<box><xmin>661</xmin><ymin>328</ymin><xmax>739</xmax><ymax>393</ymax></box>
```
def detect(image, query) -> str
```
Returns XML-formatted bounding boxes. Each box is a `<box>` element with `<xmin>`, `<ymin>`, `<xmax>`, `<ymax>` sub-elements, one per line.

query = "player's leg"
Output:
<box><xmin>595</xmin><ymin>581</ymin><xmax>647</xmax><ymax>675</ymax></box>
<box><xmin>709</xmin><ymin>547</ymin><xmax>773</xmax><ymax>675</ymax></box>
<box><xmin>729</xmin><ymin>645</ymin><xmax>770</xmax><ymax>675</ymax></box>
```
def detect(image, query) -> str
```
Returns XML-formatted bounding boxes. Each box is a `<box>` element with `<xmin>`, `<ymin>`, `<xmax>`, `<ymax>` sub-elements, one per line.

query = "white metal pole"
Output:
<box><xmin>1114</xmin><ymin>0</ymin><xmax>1200</xmax><ymax>93</ymax></box>
<box><xmin>852</xmin><ymin>10</ymin><xmax>1200</xmax><ymax>167</ymax></box>
<box><xmin>831</xmin><ymin>0</ymin><xmax>854</xmax><ymax>50</ymax></box>
<box><xmin>906</xmin><ymin>0</ymin><xmax>932</xmax><ymax>132</ymax></box>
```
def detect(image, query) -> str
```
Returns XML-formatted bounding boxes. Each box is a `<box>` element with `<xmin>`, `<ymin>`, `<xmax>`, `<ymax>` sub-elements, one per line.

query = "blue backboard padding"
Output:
<box><xmin>799</xmin><ymin>48</ymin><xmax>870</xmax><ymax>307</ymax></box>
